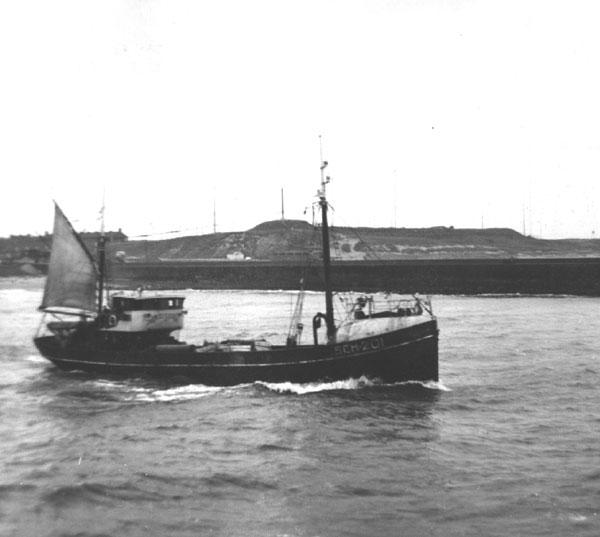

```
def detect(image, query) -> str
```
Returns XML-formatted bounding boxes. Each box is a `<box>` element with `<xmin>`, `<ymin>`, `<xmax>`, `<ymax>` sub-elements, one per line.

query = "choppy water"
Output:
<box><xmin>1</xmin><ymin>277</ymin><xmax>600</xmax><ymax>536</ymax></box>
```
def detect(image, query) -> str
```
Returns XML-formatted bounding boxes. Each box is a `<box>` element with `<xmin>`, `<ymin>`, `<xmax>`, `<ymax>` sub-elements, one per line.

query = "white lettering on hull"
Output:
<box><xmin>334</xmin><ymin>336</ymin><xmax>385</xmax><ymax>356</ymax></box>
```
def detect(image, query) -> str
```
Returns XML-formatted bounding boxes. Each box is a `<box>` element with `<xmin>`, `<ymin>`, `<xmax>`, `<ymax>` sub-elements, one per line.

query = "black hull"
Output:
<box><xmin>34</xmin><ymin>320</ymin><xmax>438</xmax><ymax>386</ymax></box>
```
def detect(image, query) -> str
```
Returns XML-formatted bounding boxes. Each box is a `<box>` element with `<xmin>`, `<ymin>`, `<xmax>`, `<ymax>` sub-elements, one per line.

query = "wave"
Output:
<box><xmin>123</xmin><ymin>378</ymin><xmax>449</xmax><ymax>400</ymax></box>
<box><xmin>60</xmin><ymin>375</ymin><xmax>448</xmax><ymax>402</ymax></box>
<box><xmin>0</xmin><ymin>483</ymin><xmax>37</xmax><ymax>499</ymax></box>
<box><xmin>24</xmin><ymin>354</ymin><xmax>48</xmax><ymax>363</ymax></box>
<box><xmin>81</xmin><ymin>378</ymin><xmax>224</xmax><ymax>402</ymax></box>
<box><xmin>126</xmin><ymin>384</ymin><xmax>223</xmax><ymax>402</ymax></box>
<box><xmin>59</xmin><ymin>389</ymin><xmax>123</xmax><ymax>402</ymax></box>
<box><xmin>256</xmin><ymin>376</ymin><xmax>376</xmax><ymax>394</ymax></box>
<box><xmin>202</xmin><ymin>472</ymin><xmax>278</xmax><ymax>491</ymax></box>
<box><xmin>396</xmin><ymin>380</ymin><xmax>452</xmax><ymax>391</ymax></box>
<box><xmin>45</xmin><ymin>379</ymin><xmax>227</xmax><ymax>405</ymax></box>
<box><xmin>256</xmin><ymin>376</ymin><xmax>450</xmax><ymax>395</ymax></box>
<box><xmin>567</xmin><ymin>513</ymin><xmax>589</xmax><ymax>524</ymax></box>
<box><xmin>257</xmin><ymin>443</ymin><xmax>295</xmax><ymax>452</ymax></box>
<box><xmin>42</xmin><ymin>481</ymin><xmax>167</xmax><ymax>508</ymax></box>
<box><xmin>452</xmin><ymin>292</ymin><xmax>578</xmax><ymax>299</ymax></box>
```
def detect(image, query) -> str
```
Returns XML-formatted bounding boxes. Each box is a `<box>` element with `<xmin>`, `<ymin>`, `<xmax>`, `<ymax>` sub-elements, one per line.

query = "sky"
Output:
<box><xmin>1</xmin><ymin>0</ymin><xmax>599</xmax><ymax>239</ymax></box>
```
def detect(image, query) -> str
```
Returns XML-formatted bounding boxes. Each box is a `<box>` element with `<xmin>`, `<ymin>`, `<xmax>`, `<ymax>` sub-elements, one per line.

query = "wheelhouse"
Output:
<box><xmin>104</xmin><ymin>293</ymin><xmax>187</xmax><ymax>333</ymax></box>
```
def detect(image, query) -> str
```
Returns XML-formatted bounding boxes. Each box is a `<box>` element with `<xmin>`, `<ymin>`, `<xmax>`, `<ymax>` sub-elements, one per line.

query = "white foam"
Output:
<box><xmin>76</xmin><ymin>376</ymin><xmax>449</xmax><ymax>402</ymax></box>
<box><xmin>83</xmin><ymin>379</ymin><xmax>224</xmax><ymax>403</ymax></box>
<box><xmin>568</xmin><ymin>513</ymin><xmax>588</xmax><ymax>523</ymax></box>
<box><xmin>258</xmin><ymin>376</ymin><xmax>375</xmax><ymax>394</ymax></box>
<box><xmin>91</xmin><ymin>379</ymin><xmax>126</xmax><ymax>389</ymax></box>
<box><xmin>129</xmin><ymin>384</ymin><xmax>223</xmax><ymax>402</ymax></box>
<box><xmin>259</xmin><ymin>377</ymin><xmax>450</xmax><ymax>394</ymax></box>
<box><xmin>24</xmin><ymin>354</ymin><xmax>48</xmax><ymax>363</ymax></box>
<box><xmin>395</xmin><ymin>380</ymin><xmax>452</xmax><ymax>392</ymax></box>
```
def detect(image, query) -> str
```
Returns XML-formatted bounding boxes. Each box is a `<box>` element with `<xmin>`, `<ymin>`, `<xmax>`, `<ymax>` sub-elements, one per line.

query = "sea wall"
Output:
<box><xmin>109</xmin><ymin>258</ymin><xmax>600</xmax><ymax>296</ymax></box>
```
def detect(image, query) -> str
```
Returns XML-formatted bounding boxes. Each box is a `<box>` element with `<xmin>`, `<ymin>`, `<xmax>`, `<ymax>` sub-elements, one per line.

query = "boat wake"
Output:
<box><xmin>66</xmin><ymin>377</ymin><xmax>449</xmax><ymax>403</ymax></box>
<box><xmin>82</xmin><ymin>379</ymin><xmax>224</xmax><ymax>403</ymax></box>
<box><xmin>24</xmin><ymin>354</ymin><xmax>48</xmax><ymax>363</ymax></box>
<box><xmin>256</xmin><ymin>376</ymin><xmax>376</xmax><ymax>394</ymax></box>
<box><xmin>396</xmin><ymin>380</ymin><xmax>451</xmax><ymax>391</ymax></box>
<box><xmin>126</xmin><ymin>384</ymin><xmax>223</xmax><ymax>402</ymax></box>
<box><xmin>256</xmin><ymin>377</ymin><xmax>450</xmax><ymax>395</ymax></box>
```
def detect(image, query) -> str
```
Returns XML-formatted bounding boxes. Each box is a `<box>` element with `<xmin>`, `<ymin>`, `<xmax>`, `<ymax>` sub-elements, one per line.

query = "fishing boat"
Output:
<box><xmin>33</xmin><ymin>159</ymin><xmax>439</xmax><ymax>385</ymax></box>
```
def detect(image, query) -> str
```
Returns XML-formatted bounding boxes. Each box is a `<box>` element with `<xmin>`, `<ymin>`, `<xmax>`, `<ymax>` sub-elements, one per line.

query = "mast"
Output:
<box><xmin>318</xmin><ymin>136</ymin><xmax>335</xmax><ymax>342</ymax></box>
<box><xmin>97</xmin><ymin>195</ymin><xmax>106</xmax><ymax>315</ymax></box>
<box><xmin>97</xmin><ymin>236</ymin><xmax>106</xmax><ymax>315</ymax></box>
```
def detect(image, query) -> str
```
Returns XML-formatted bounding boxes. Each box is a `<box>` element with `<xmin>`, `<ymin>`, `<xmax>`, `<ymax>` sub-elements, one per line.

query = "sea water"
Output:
<box><xmin>1</xmin><ymin>278</ymin><xmax>599</xmax><ymax>537</ymax></box>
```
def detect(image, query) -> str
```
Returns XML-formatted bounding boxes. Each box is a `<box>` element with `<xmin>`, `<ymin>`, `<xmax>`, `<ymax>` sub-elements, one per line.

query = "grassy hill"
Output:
<box><xmin>107</xmin><ymin>219</ymin><xmax>600</xmax><ymax>262</ymax></box>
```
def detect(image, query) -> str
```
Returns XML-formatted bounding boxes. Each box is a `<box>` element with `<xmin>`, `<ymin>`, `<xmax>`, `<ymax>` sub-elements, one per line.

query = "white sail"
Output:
<box><xmin>40</xmin><ymin>204</ymin><xmax>98</xmax><ymax>313</ymax></box>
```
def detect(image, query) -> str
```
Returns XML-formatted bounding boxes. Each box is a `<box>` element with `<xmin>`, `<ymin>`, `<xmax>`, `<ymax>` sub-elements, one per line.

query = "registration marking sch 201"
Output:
<box><xmin>334</xmin><ymin>336</ymin><xmax>385</xmax><ymax>356</ymax></box>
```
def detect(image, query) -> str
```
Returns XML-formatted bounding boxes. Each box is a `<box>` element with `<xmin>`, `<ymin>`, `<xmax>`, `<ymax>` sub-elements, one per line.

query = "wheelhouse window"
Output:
<box><xmin>111</xmin><ymin>297</ymin><xmax>185</xmax><ymax>311</ymax></box>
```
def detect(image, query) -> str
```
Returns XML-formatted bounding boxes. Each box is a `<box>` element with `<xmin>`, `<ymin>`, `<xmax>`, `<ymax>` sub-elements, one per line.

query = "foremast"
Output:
<box><xmin>96</xmin><ymin>235</ymin><xmax>106</xmax><ymax>316</ymax></box>
<box><xmin>97</xmin><ymin>196</ymin><xmax>107</xmax><ymax>316</ymax></box>
<box><xmin>318</xmin><ymin>140</ymin><xmax>335</xmax><ymax>342</ymax></box>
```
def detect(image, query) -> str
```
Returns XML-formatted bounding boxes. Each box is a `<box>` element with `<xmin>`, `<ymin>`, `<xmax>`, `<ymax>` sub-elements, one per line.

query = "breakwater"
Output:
<box><xmin>109</xmin><ymin>257</ymin><xmax>600</xmax><ymax>295</ymax></box>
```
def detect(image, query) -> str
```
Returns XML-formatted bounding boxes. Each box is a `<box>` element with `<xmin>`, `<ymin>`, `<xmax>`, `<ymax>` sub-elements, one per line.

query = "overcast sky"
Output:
<box><xmin>1</xmin><ymin>0</ymin><xmax>599</xmax><ymax>239</ymax></box>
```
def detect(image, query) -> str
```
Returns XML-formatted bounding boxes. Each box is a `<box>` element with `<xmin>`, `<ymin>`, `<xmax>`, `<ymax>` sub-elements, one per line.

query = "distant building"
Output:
<box><xmin>226</xmin><ymin>251</ymin><xmax>245</xmax><ymax>260</ymax></box>
<box><xmin>80</xmin><ymin>229</ymin><xmax>128</xmax><ymax>242</ymax></box>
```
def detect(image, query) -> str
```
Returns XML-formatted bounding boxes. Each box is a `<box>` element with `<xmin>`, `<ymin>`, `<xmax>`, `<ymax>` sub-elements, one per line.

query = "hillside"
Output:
<box><xmin>106</xmin><ymin>219</ymin><xmax>600</xmax><ymax>262</ymax></box>
<box><xmin>4</xmin><ymin>220</ymin><xmax>600</xmax><ymax>268</ymax></box>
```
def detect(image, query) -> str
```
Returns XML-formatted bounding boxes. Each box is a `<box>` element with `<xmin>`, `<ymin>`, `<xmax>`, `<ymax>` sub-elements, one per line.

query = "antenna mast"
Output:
<box><xmin>318</xmin><ymin>135</ymin><xmax>335</xmax><ymax>342</ymax></box>
<box><xmin>393</xmin><ymin>170</ymin><xmax>397</xmax><ymax>228</ymax></box>
<box><xmin>100</xmin><ymin>189</ymin><xmax>106</xmax><ymax>234</ymax></box>
<box><xmin>213</xmin><ymin>199</ymin><xmax>217</xmax><ymax>233</ymax></box>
